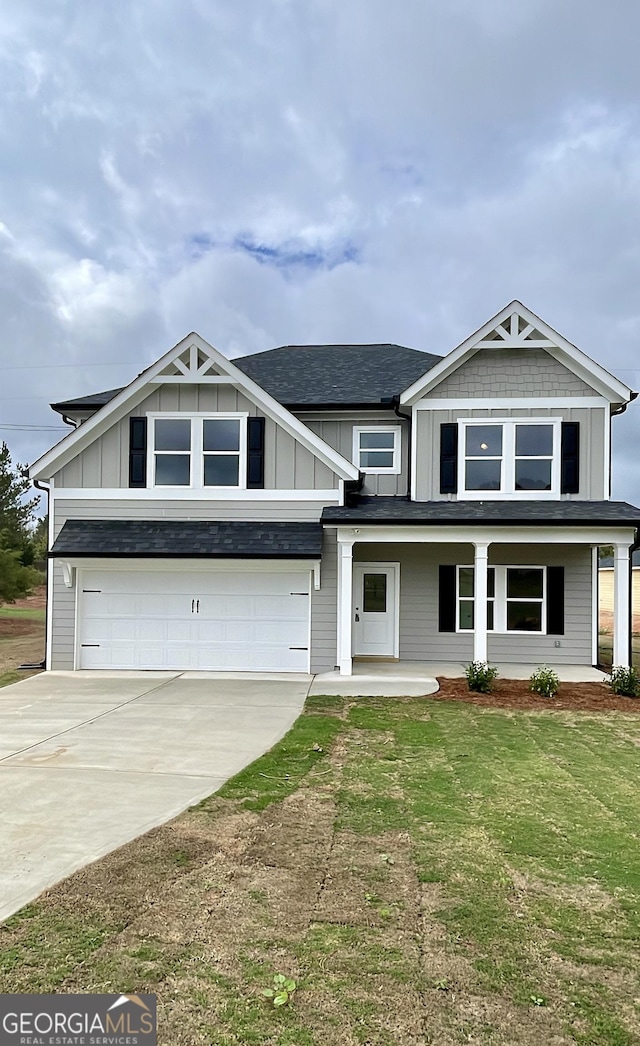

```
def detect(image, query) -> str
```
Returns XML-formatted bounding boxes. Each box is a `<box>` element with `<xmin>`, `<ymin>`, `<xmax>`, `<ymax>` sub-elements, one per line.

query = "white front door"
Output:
<box><xmin>352</xmin><ymin>563</ymin><xmax>399</xmax><ymax>657</ymax></box>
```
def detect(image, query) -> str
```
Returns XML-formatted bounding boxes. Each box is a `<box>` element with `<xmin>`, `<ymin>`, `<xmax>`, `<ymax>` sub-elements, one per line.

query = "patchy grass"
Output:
<box><xmin>1</xmin><ymin>696</ymin><xmax>640</xmax><ymax>1045</ymax></box>
<box><xmin>0</xmin><ymin>606</ymin><xmax>45</xmax><ymax>620</ymax></box>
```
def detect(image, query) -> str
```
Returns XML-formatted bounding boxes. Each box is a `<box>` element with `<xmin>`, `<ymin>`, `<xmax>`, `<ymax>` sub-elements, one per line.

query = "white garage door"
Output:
<box><xmin>78</xmin><ymin>567</ymin><xmax>311</xmax><ymax>672</ymax></box>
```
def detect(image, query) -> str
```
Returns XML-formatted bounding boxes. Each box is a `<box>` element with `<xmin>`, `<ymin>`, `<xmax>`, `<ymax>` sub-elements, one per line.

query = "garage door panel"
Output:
<box><xmin>78</xmin><ymin>567</ymin><xmax>311</xmax><ymax>672</ymax></box>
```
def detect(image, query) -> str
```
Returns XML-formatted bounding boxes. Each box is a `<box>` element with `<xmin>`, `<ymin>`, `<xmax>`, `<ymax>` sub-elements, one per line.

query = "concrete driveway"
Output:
<box><xmin>0</xmin><ymin>671</ymin><xmax>311</xmax><ymax>924</ymax></box>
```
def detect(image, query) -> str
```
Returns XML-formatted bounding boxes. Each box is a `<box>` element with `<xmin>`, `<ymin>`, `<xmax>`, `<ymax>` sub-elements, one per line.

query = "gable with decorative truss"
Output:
<box><xmin>31</xmin><ymin>332</ymin><xmax>360</xmax><ymax>485</ymax></box>
<box><xmin>400</xmin><ymin>301</ymin><xmax>633</xmax><ymax>406</ymax></box>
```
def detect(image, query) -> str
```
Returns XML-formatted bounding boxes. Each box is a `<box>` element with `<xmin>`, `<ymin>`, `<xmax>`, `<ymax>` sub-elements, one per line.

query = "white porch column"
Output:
<box><xmin>613</xmin><ymin>542</ymin><xmax>631</xmax><ymax>667</ymax></box>
<box><xmin>337</xmin><ymin>539</ymin><xmax>354</xmax><ymax>675</ymax></box>
<box><xmin>473</xmin><ymin>541</ymin><xmax>490</xmax><ymax>663</ymax></box>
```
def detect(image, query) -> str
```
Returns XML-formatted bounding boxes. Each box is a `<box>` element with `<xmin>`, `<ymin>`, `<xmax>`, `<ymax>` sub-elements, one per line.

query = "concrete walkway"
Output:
<box><xmin>0</xmin><ymin>671</ymin><xmax>311</xmax><ymax>924</ymax></box>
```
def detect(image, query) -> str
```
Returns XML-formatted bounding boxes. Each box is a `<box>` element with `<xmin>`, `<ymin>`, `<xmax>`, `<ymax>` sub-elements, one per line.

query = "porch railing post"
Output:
<box><xmin>613</xmin><ymin>542</ymin><xmax>631</xmax><ymax>668</ymax></box>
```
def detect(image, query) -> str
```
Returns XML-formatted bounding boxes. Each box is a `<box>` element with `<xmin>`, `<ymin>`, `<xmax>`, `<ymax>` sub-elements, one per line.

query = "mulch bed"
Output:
<box><xmin>434</xmin><ymin>676</ymin><xmax>640</xmax><ymax>713</ymax></box>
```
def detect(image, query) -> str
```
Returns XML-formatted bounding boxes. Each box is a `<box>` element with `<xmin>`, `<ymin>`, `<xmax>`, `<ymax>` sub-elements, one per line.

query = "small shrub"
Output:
<box><xmin>529</xmin><ymin>666</ymin><xmax>559</xmax><ymax>699</ymax></box>
<box><xmin>608</xmin><ymin>665</ymin><xmax>640</xmax><ymax>698</ymax></box>
<box><xmin>464</xmin><ymin>660</ymin><xmax>498</xmax><ymax>693</ymax></box>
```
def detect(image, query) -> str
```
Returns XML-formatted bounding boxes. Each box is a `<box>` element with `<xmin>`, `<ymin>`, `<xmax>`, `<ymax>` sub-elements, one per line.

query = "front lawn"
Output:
<box><xmin>1</xmin><ymin>693</ymin><xmax>639</xmax><ymax>1045</ymax></box>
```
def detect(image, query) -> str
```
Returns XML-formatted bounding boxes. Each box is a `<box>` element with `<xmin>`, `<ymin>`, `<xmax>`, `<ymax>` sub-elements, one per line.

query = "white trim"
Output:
<box><xmin>64</xmin><ymin>556</ymin><xmax>320</xmax><ymax>572</ymax></box>
<box><xmin>336</xmin><ymin>524</ymin><xmax>636</xmax><ymax>546</ymax></box>
<box><xmin>352</xmin><ymin>561</ymin><xmax>400</xmax><ymax>659</ymax></box>
<box><xmin>457</xmin><ymin>417</ymin><xmax>561</xmax><ymax>500</ymax></box>
<box><xmin>337</xmin><ymin>540</ymin><xmax>354</xmax><ymax>675</ymax></box>
<box><xmin>473</xmin><ymin>544</ymin><xmax>489</xmax><ymax>660</ymax></box>
<box><xmin>413</xmin><ymin>396</ymin><xmax>609</xmax><ymax>410</ymax></box>
<box><xmin>592</xmin><ymin>546</ymin><xmax>599</xmax><ymax>665</ymax></box>
<box><xmin>45</xmin><ymin>479</ymin><xmax>54</xmax><ymax>671</ymax></box>
<box><xmin>148</xmin><ymin>375</ymin><xmax>237</xmax><ymax>384</ymax></box>
<box><xmin>400</xmin><ymin>301</ymin><xmax>633</xmax><ymax>406</ymax></box>
<box><xmin>410</xmin><ymin>416</ymin><xmax>417</xmax><ymax>502</ymax></box>
<box><xmin>352</xmin><ymin>425</ymin><xmax>401</xmax><ymax>474</ymax></box>
<box><xmin>613</xmin><ymin>543</ymin><xmax>631</xmax><ymax>667</ymax></box>
<box><xmin>29</xmin><ymin>332</ymin><xmax>359</xmax><ymax>483</ymax></box>
<box><xmin>603</xmin><ymin>405</ymin><xmax>611</xmax><ymax>499</ymax></box>
<box><xmin>52</xmin><ymin>487</ymin><xmax>341</xmax><ymax>502</ymax></box>
<box><xmin>147</xmin><ymin>412</ymin><xmax>248</xmax><ymax>490</ymax></box>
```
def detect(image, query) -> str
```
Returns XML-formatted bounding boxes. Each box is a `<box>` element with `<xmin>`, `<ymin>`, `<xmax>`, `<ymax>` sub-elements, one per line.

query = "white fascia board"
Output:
<box><xmin>59</xmin><ymin>556</ymin><xmax>321</xmax><ymax>573</ymax></box>
<box><xmin>30</xmin><ymin>332</ymin><xmax>359</xmax><ymax>483</ymax></box>
<box><xmin>400</xmin><ymin>300</ymin><xmax>634</xmax><ymax>406</ymax></box>
<box><xmin>53</xmin><ymin>487</ymin><xmax>341</xmax><ymax>502</ymax></box>
<box><xmin>413</xmin><ymin>396</ymin><xmax>608</xmax><ymax>410</ymax></box>
<box><xmin>335</xmin><ymin>524</ymin><xmax>636</xmax><ymax>546</ymax></box>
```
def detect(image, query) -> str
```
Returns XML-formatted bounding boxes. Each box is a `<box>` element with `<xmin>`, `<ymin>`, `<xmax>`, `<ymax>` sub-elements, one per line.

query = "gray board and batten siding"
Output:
<box><xmin>51</xmin><ymin>384</ymin><xmax>340</xmax><ymax>492</ymax></box>
<box><xmin>309</xmin><ymin>534</ymin><xmax>594</xmax><ymax>673</ymax></box>
<box><xmin>305</xmin><ymin>414</ymin><xmax>410</xmax><ymax>497</ymax></box>
<box><xmin>415</xmin><ymin>405</ymin><xmax>607</xmax><ymax>502</ymax></box>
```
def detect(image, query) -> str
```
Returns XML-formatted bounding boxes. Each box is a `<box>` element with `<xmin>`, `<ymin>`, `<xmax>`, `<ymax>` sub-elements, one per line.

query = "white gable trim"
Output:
<box><xmin>400</xmin><ymin>301</ymin><xmax>634</xmax><ymax>406</ymax></box>
<box><xmin>30</xmin><ymin>332</ymin><xmax>360</xmax><ymax>482</ymax></box>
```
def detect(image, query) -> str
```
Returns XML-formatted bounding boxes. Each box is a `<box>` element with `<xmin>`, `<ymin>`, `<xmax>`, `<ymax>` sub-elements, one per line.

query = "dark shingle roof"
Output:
<box><xmin>233</xmin><ymin>344</ymin><xmax>442</xmax><ymax>407</ymax></box>
<box><xmin>51</xmin><ymin>520</ymin><xmax>323</xmax><ymax>558</ymax></box>
<box><xmin>51</xmin><ymin>388</ymin><xmax>125</xmax><ymax>413</ymax></box>
<box><xmin>50</xmin><ymin>343</ymin><xmax>441</xmax><ymax>413</ymax></box>
<box><xmin>322</xmin><ymin>497</ymin><xmax>640</xmax><ymax>526</ymax></box>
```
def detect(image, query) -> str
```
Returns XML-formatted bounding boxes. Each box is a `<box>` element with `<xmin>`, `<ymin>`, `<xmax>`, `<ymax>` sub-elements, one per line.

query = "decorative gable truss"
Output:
<box><xmin>30</xmin><ymin>332</ymin><xmax>360</xmax><ymax>486</ymax></box>
<box><xmin>400</xmin><ymin>301</ymin><xmax>634</xmax><ymax>407</ymax></box>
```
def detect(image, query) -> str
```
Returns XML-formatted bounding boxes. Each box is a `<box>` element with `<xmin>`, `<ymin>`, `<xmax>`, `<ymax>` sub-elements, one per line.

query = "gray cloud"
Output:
<box><xmin>0</xmin><ymin>0</ymin><xmax>639</xmax><ymax>503</ymax></box>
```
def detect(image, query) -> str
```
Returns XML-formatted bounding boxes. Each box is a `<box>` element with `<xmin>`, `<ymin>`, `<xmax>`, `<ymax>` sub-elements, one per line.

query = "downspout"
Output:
<box><xmin>19</xmin><ymin>476</ymin><xmax>49</xmax><ymax>670</ymax></box>
<box><xmin>391</xmin><ymin>395</ymin><xmax>412</xmax><ymax>499</ymax></box>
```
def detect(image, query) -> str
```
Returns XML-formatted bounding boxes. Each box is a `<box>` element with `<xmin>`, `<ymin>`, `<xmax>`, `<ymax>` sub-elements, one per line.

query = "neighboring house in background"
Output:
<box><xmin>29</xmin><ymin>301</ymin><xmax>640</xmax><ymax>675</ymax></box>
<box><xmin>599</xmin><ymin>550</ymin><xmax>640</xmax><ymax>623</ymax></box>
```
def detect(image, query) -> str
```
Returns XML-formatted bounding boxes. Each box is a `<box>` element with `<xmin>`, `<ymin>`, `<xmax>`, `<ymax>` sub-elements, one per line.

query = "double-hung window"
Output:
<box><xmin>457</xmin><ymin>565</ymin><xmax>546</xmax><ymax>633</ymax></box>
<box><xmin>353</xmin><ymin>426</ymin><xmax>401</xmax><ymax>473</ymax></box>
<box><xmin>149</xmin><ymin>413</ymin><xmax>247</xmax><ymax>488</ymax></box>
<box><xmin>459</xmin><ymin>419</ymin><xmax>560</xmax><ymax>498</ymax></box>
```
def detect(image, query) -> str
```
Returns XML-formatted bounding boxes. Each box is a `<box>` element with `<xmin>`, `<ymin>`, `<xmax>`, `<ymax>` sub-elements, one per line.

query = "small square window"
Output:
<box><xmin>354</xmin><ymin>427</ymin><xmax>400</xmax><ymax>473</ymax></box>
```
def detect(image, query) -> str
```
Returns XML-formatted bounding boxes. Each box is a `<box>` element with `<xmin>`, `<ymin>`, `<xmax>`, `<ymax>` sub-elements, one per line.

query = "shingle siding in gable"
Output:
<box><xmin>428</xmin><ymin>348</ymin><xmax>595</xmax><ymax>398</ymax></box>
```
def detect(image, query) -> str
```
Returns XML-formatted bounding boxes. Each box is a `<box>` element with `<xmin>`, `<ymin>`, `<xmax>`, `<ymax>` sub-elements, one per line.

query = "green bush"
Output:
<box><xmin>608</xmin><ymin>665</ymin><xmax>640</xmax><ymax>698</ymax></box>
<box><xmin>529</xmin><ymin>666</ymin><xmax>559</xmax><ymax>699</ymax></box>
<box><xmin>464</xmin><ymin>660</ymin><xmax>498</xmax><ymax>693</ymax></box>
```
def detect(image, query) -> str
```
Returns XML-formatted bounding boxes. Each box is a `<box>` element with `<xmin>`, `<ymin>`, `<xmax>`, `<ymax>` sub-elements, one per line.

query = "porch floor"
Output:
<box><xmin>309</xmin><ymin>660</ymin><xmax>607</xmax><ymax>697</ymax></box>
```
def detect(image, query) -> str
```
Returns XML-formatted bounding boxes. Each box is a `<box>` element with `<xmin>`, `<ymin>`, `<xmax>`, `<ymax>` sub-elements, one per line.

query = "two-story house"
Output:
<box><xmin>29</xmin><ymin>301</ymin><xmax>640</xmax><ymax>676</ymax></box>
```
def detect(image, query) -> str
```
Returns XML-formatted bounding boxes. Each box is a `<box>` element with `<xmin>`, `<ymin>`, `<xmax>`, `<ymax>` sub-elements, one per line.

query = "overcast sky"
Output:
<box><xmin>3</xmin><ymin>0</ymin><xmax>640</xmax><ymax>506</ymax></box>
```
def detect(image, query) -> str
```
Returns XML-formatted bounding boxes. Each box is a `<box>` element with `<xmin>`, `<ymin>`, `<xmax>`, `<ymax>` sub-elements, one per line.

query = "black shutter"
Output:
<box><xmin>561</xmin><ymin>422</ymin><xmax>580</xmax><ymax>494</ymax></box>
<box><xmin>129</xmin><ymin>417</ymin><xmax>147</xmax><ymax>488</ymax></box>
<box><xmin>440</xmin><ymin>423</ymin><xmax>458</xmax><ymax>494</ymax></box>
<box><xmin>439</xmin><ymin>565</ymin><xmax>456</xmax><ymax>632</ymax></box>
<box><xmin>546</xmin><ymin>566</ymin><xmax>564</xmax><ymax>635</ymax></box>
<box><xmin>247</xmin><ymin>416</ymin><xmax>265</xmax><ymax>489</ymax></box>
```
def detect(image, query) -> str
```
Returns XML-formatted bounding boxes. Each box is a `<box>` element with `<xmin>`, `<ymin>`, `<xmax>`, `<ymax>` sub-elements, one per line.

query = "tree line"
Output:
<box><xmin>0</xmin><ymin>442</ymin><xmax>46</xmax><ymax>604</ymax></box>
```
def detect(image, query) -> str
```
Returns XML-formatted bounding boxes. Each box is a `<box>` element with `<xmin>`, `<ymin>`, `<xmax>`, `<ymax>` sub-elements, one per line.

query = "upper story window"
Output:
<box><xmin>459</xmin><ymin>419</ymin><xmax>560</xmax><ymax>498</ymax></box>
<box><xmin>149</xmin><ymin>413</ymin><xmax>247</xmax><ymax>488</ymax></box>
<box><xmin>353</xmin><ymin>426</ymin><xmax>401</xmax><ymax>474</ymax></box>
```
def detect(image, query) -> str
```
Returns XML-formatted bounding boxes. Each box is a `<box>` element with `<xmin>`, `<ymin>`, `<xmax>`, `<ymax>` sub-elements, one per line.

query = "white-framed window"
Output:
<box><xmin>458</xmin><ymin>418</ymin><xmax>561</xmax><ymax>499</ymax></box>
<box><xmin>457</xmin><ymin>565</ymin><xmax>546</xmax><ymax>634</ymax></box>
<box><xmin>353</xmin><ymin>426</ymin><xmax>401</xmax><ymax>474</ymax></box>
<box><xmin>148</xmin><ymin>413</ymin><xmax>248</xmax><ymax>488</ymax></box>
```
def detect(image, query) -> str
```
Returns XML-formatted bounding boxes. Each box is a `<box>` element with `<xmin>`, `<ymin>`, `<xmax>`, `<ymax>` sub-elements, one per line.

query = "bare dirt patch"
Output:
<box><xmin>434</xmin><ymin>676</ymin><xmax>640</xmax><ymax>713</ymax></box>
<box><xmin>9</xmin><ymin>584</ymin><xmax>46</xmax><ymax>610</ymax></box>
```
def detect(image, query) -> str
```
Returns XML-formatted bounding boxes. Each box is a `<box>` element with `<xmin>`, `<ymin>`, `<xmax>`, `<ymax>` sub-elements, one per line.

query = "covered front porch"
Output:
<box><xmin>331</xmin><ymin>517</ymin><xmax>636</xmax><ymax>677</ymax></box>
<box><xmin>311</xmin><ymin>658</ymin><xmax>607</xmax><ymax>696</ymax></box>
